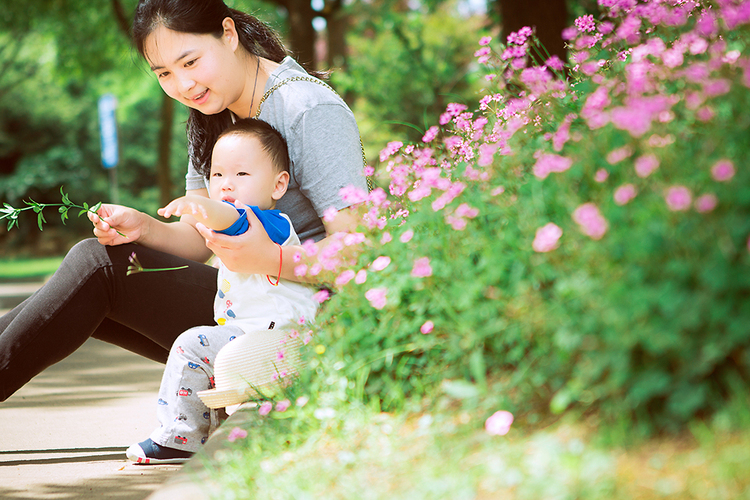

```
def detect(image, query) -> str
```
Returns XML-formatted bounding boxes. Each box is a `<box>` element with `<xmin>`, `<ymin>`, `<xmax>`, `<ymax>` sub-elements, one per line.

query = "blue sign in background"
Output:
<box><xmin>98</xmin><ymin>94</ymin><xmax>118</xmax><ymax>169</ymax></box>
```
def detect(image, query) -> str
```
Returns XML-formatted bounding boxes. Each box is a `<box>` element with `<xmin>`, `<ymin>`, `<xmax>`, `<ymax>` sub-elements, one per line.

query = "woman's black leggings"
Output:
<box><xmin>0</xmin><ymin>239</ymin><xmax>218</xmax><ymax>401</ymax></box>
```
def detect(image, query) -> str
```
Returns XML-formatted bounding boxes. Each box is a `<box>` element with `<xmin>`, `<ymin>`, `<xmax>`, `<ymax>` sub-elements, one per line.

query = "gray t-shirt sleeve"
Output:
<box><xmin>185</xmin><ymin>158</ymin><xmax>208</xmax><ymax>191</ymax></box>
<box><xmin>289</xmin><ymin>103</ymin><xmax>367</xmax><ymax>216</ymax></box>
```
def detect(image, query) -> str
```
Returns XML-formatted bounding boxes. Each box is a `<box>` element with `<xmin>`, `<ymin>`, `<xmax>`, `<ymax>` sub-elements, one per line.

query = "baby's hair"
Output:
<box><xmin>213</xmin><ymin>118</ymin><xmax>290</xmax><ymax>176</ymax></box>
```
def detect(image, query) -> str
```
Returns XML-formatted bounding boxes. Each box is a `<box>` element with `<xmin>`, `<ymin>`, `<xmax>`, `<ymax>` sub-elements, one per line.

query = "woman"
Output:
<box><xmin>0</xmin><ymin>0</ymin><xmax>366</xmax><ymax>421</ymax></box>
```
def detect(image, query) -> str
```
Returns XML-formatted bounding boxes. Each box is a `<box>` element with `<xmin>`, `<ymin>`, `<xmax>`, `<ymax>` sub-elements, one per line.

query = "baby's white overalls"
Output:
<box><xmin>150</xmin><ymin>207</ymin><xmax>317</xmax><ymax>452</ymax></box>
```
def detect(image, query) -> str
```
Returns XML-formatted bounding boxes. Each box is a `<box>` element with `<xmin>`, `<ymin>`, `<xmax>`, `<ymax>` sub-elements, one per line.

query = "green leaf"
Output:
<box><xmin>37</xmin><ymin>212</ymin><xmax>45</xmax><ymax>231</ymax></box>
<box><xmin>469</xmin><ymin>348</ymin><xmax>487</xmax><ymax>389</ymax></box>
<box><xmin>440</xmin><ymin>379</ymin><xmax>480</xmax><ymax>400</ymax></box>
<box><xmin>90</xmin><ymin>202</ymin><xmax>102</xmax><ymax>214</ymax></box>
<box><xmin>60</xmin><ymin>186</ymin><xmax>72</xmax><ymax>206</ymax></box>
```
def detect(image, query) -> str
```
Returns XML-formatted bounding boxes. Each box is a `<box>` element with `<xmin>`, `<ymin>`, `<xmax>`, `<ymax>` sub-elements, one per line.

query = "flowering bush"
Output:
<box><xmin>302</xmin><ymin>0</ymin><xmax>750</xmax><ymax>433</ymax></box>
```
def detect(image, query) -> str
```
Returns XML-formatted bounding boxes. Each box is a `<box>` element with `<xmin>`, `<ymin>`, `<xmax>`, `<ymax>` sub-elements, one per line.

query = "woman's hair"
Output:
<box><xmin>132</xmin><ymin>0</ymin><xmax>289</xmax><ymax>177</ymax></box>
<box><xmin>216</xmin><ymin>118</ymin><xmax>290</xmax><ymax>176</ymax></box>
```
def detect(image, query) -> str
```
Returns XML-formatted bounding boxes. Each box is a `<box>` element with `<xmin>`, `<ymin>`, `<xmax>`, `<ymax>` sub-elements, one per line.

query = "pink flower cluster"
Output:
<box><xmin>533</xmin><ymin>153</ymin><xmax>573</xmax><ymax>180</ymax></box>
<box><xmin>485</xmin><ymin>410</ymin><xmax>514</xmax><ymax>436</ymax></box>
<box><xmin>533</xmin><ymin>223</ymin><xmax>563</xmax><ymax>253</ymax></box>
<box><xmin>573</xmin><ymin>203</ymin><xmax>608</xmax><ymax>240</ymax></box>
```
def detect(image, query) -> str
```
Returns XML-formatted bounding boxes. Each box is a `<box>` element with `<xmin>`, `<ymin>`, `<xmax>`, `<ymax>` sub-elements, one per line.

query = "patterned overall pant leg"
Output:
<box><xmin>150</xmin><ymin>324</ymin><xmax>245</xmax><ymax>452</ymax></box>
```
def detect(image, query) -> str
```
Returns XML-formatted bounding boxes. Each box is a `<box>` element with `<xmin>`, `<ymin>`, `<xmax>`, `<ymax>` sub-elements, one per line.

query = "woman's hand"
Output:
<box><xmin>88</xmin><ymin>204</ymin><xmax>146</xmax><ymax>246</ymax></box>
<box><xmin>195</xmin><ymin>200</ymin><xmax>275</xmax><ymax>274</ymax></box>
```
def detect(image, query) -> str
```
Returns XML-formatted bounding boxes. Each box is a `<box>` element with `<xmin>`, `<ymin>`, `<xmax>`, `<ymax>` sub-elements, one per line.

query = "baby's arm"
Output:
<box><xmin>158</xmin><ymin>195</ymin><xmax>240</xmax><ymax>231</ymax></box>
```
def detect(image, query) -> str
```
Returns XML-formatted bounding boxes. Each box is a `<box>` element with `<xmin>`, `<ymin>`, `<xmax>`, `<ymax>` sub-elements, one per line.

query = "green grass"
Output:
<box><xmin>0</xmin><ymin>256</ymin><xmax>63</xmax><ymax>279</ymax></box>
<box><xmin>205</xmin><ymin>393</ymin><xmax>750</xmax><ymax>499</ymax></box>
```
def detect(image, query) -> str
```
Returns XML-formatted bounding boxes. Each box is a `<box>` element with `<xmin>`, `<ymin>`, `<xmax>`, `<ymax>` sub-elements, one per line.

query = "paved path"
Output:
<box><xmin>0</xmin><ymin>282</ymin><xmax>182</xmax><ymax>499</ymax></box>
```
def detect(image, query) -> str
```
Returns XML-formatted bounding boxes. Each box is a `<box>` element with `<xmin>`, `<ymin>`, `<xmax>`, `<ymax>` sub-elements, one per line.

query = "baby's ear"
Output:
<box><xmin>272</xmin><ymin>171</ymin><xmax>290</xmax><ymax>200</ymax></box>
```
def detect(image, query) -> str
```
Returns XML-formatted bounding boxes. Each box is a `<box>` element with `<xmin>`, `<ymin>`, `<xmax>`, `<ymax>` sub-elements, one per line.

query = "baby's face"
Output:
<box><xmin>209</xmin><ymin>134</ymin><xmax>281</xmax><ymax>210</ymax></box>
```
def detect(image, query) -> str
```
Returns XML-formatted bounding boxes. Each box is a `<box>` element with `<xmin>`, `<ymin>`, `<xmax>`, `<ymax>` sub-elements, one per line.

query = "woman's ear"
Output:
<box><xmin>221</xmin><ymin>17</ymin><xmax>239</xmax><ymax>52</ymax></box>
<box><xmin>271</xmin><ymin>171</ymin><xmax>290</xmax><ymax>201</ymax></box>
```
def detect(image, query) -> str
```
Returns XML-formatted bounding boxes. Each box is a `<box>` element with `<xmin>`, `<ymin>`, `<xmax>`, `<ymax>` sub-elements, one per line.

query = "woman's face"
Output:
<box><xmin>144</xmin><ymin>21</ymin><xmax>245</xmax><ymax>116</ymax></box>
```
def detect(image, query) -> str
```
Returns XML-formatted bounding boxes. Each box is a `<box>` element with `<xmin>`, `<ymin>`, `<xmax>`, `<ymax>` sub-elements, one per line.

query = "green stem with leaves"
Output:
<box><xmin>0</xmin><ymin>187</ymin><xmax>126</xmax><ymax>237</ymax></box>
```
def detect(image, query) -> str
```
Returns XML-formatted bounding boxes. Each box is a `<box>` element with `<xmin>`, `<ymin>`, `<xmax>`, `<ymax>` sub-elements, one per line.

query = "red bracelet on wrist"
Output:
<box><xmin>267</xmin><ymin>243</ymin><xmax>282</xmax><ymax>286</ymax></box>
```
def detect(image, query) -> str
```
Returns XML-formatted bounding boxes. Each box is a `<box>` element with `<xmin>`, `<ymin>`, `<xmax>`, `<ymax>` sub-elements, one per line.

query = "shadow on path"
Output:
<box><xmin>0</xmin><ymin>464</ymin><xmax>178</xmax><ymax>500</ymax></box>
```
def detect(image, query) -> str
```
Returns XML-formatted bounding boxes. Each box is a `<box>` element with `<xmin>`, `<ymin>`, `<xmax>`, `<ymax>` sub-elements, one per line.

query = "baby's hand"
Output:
<box><xmin>158</xmin><ymin>196</ymin><xmax>209</xmax><ymax>220</ymax></box>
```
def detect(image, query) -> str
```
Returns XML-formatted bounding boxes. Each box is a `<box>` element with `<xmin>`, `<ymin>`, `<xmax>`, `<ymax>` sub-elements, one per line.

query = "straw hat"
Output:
<box><xmin>197</xmin><ymin>329</ymin><xmax>303</xmax><ymax>409</ymax></box>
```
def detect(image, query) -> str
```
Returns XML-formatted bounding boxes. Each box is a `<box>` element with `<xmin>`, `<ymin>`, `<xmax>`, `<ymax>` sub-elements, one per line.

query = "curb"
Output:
<box><xmin>145</xmin><ymin>406</ymin><xmax>255</xmax><ymax>499</ymax></box>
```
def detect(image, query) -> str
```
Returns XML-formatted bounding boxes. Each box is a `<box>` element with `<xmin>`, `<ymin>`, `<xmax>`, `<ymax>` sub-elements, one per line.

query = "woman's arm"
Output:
<box><xmin>89</xmin><ymin>189</ymin><xmax>214</xmax><ymax>263</ymax></box>
<box><xmin>196</xmin><ymin>203</ymin><xmax>362</xmax><ymax>282</ymax></box>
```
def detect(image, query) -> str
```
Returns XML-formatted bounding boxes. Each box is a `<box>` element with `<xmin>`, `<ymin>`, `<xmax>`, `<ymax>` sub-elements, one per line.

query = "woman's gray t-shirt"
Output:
<box><xmin>185</xmin><ymin>57</ymin><xmax>367</xmax><ymax>243</ymax></box>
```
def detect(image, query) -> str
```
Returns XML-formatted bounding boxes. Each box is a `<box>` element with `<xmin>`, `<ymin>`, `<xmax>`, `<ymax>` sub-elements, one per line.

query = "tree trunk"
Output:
<box><xmin>157</xmin><ymin>94</ymin><xmax>175</xmax><ymax>207</ymax></box>
<box><xmin>496</xmin><ymin>0</ymin><xmax>569</xmax><ymax>64</ymax></box>
<box><xmin>324</xmin><ymin>0</ymin><xmax>348</xmax><ymax>70</ymax></box>
<box><xmin>112</xmin><ymin>0</ymin><xmax>174</xmax><ymax>206</ymax></box>
<box><xmin>284</xmin><ymin>0</ymin><xmax>317</xmax><ymax>67</ymax></box>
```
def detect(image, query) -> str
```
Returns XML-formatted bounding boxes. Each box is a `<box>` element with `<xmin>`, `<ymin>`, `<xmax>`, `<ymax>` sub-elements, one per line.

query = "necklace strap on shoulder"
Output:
<box><xmin>254</xmin><ymin>76</ymin><xmax>374</xmax><ymax>192</ymax></box>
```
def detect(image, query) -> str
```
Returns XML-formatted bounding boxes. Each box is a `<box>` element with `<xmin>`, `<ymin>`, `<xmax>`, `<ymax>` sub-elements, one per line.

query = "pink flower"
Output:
<box><xmin>276</xmin><ymin>350</ymin><xmax>285</xmax><ymax>361</ymax></box>
<box><xmin>455</xmin><ymin>203</ymin><xmax>479</xmax><ymax>218</ymax></box>
<box><xmin>575</xmin><ymin>14</ymin><xmax>596</xmax><ymax>33</ymax></box>
<box><xmin>491</xmin><ymin>186</ymin><xmax>506</xmax><ymax>196</ymax></box>
<box><xmin>275</xmin><ymin>399</ymin><xmax>291</xmax><ymax>413</ymax></box>
<box><xmin>227</xmin><ymin>427</ymin><xmax>248</xmax><ymax>442</ymax></box>
<box><xmin>446</xmin><ymin>103</ymin><xmax>468</xmax><ymax>117</ymax></box>
<box><xmin>694</xmin><ymin>193</ymin><xmax>718</xmax><ymax>213</ymax></box>
<box><xmin>711</xmin><ymin>160</ymin><xmax>735</xmax><ymax>182</ymax></box>
<box><xmin>365</xmin><ymin>288</ymin><xmax>387</xmax><ymax>309</ymax></box>
<box><xmin>355</xmin><ymin>270</ymin><xmax>367</xmax><ymax>284</ymax></box>
<box><xmin>422</xmin><ymin>126</ymin><xmax>439</xmax><ymax>143</ymax></box>
<box><xmin>335</xmin><ymin>270</ymin><xmax>356</xmax><ymax>286</ymax></box>
<box><xmin>613</xmin><ymin>184</ymin><xmax>637</xmax><ymax>206</ymax></box>
<box><xmin>400</xmin><ymin>229</ymin><xmax>414</xmax><ymax>243</ymax></box>
<box><xmin>259</xmin><ymin>402</ymin><xmax>273</xmax><ymax>416</ymax></box>
<box><xmin>545</xmin><ymin>55</ymin><xmax>565</xmax><ymax>71</ymax></box>
<box><xmin>664</xmin><ymin>186</ymin><xmax>692</xmax><ymax>212</ymax></box>
<box><xmin>411</xmin><ymin>257</ymin><xmax>433</xmax><ymax>278</ymax></box>
<box><xmin>312</xmin><ymin>289</ymin><xmax>330</xmax><ymax>304</ymax></box>
<box><xmin>594</xmin><ymin>169</ymin><xmax>609</xmax><ymax>183</ymax></box>
<box><xmin>322</xmin><ymin>206</ymin><xmax>338</xmax><ymax>222</ymax></box>
<box><xmin>572</xmin><ymin>203</ymin><xmax>608</xmax><ymax>240</ymax></box>
<box><xmin>606</xmin><ymin>145</ymin><xmax>633</xmax><ymax>164</ymax></box>
<box><xmin>478</xmin><ymin>143</ymin><xmax>498</xmax><ymax>166</ymax></box>
<box><xmin>371</xmin><ymin>256</ymin><xmax>391</xmax><ymax>271</ymax></box>
<box><xmin>294</xmin><ymin>264</ymin><xmax>308</xmax><ymax>277</ymax></box>
<box><xmin>302</xmin><ymin>239</ymin><xmax>319</xmax><ymax>257</ymax></box>
<box><xmin>381</xmin><ymin>232</ymin><xmax>392</xmax><ymax>244</ymax></box>
<box><xmin>420</xmin><ymin>320</ymin><xmax>434</xmax><ymax>334</ymax></box>
<box><xmin>446</xmin><ymin>216</ymin><xmax>467</xmax><ymax>231</ymax></box>
<box><xmin>479</xmin><ymin>36</ymin><xmax>492</xmax><ymax>46</ymax></box>
<box><xmin>485</xmin><ymin>410</ymin><xmax>514</xmax><ymax>436</ymax></box>
<box><xmin>634</xmin><ymin>154</ymin><xmax>660</xmax><ymax>178</ymax></box>
<box><xmin>344</xmin><ymin>232</ymin><xmax>365</xmax><ymax>247</ymax></box>
<box><xmin>532</xmin><ymin>223</ymin><xmax>563</xmax><ymax>253</ymax></box>
<box><xmin>533</xmin><ymin>153</ymin><xmax>573</xmax><ymax>179</ymax></box>
<box><xmin>339</xmin><ymin>185</ymin><xmax>368</xmax><ymax>204</ymax></box>
<box><xmin>379</xmin><ymin>141</ymin><xmax>403</xmax><ymax>162</ymax></box>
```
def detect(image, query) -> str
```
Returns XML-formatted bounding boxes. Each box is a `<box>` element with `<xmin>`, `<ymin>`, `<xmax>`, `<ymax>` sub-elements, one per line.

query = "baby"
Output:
<box><xmin>126</xmin><ymin>118</ymin><xmax>317</xmax><ymax>464</ymax></box>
